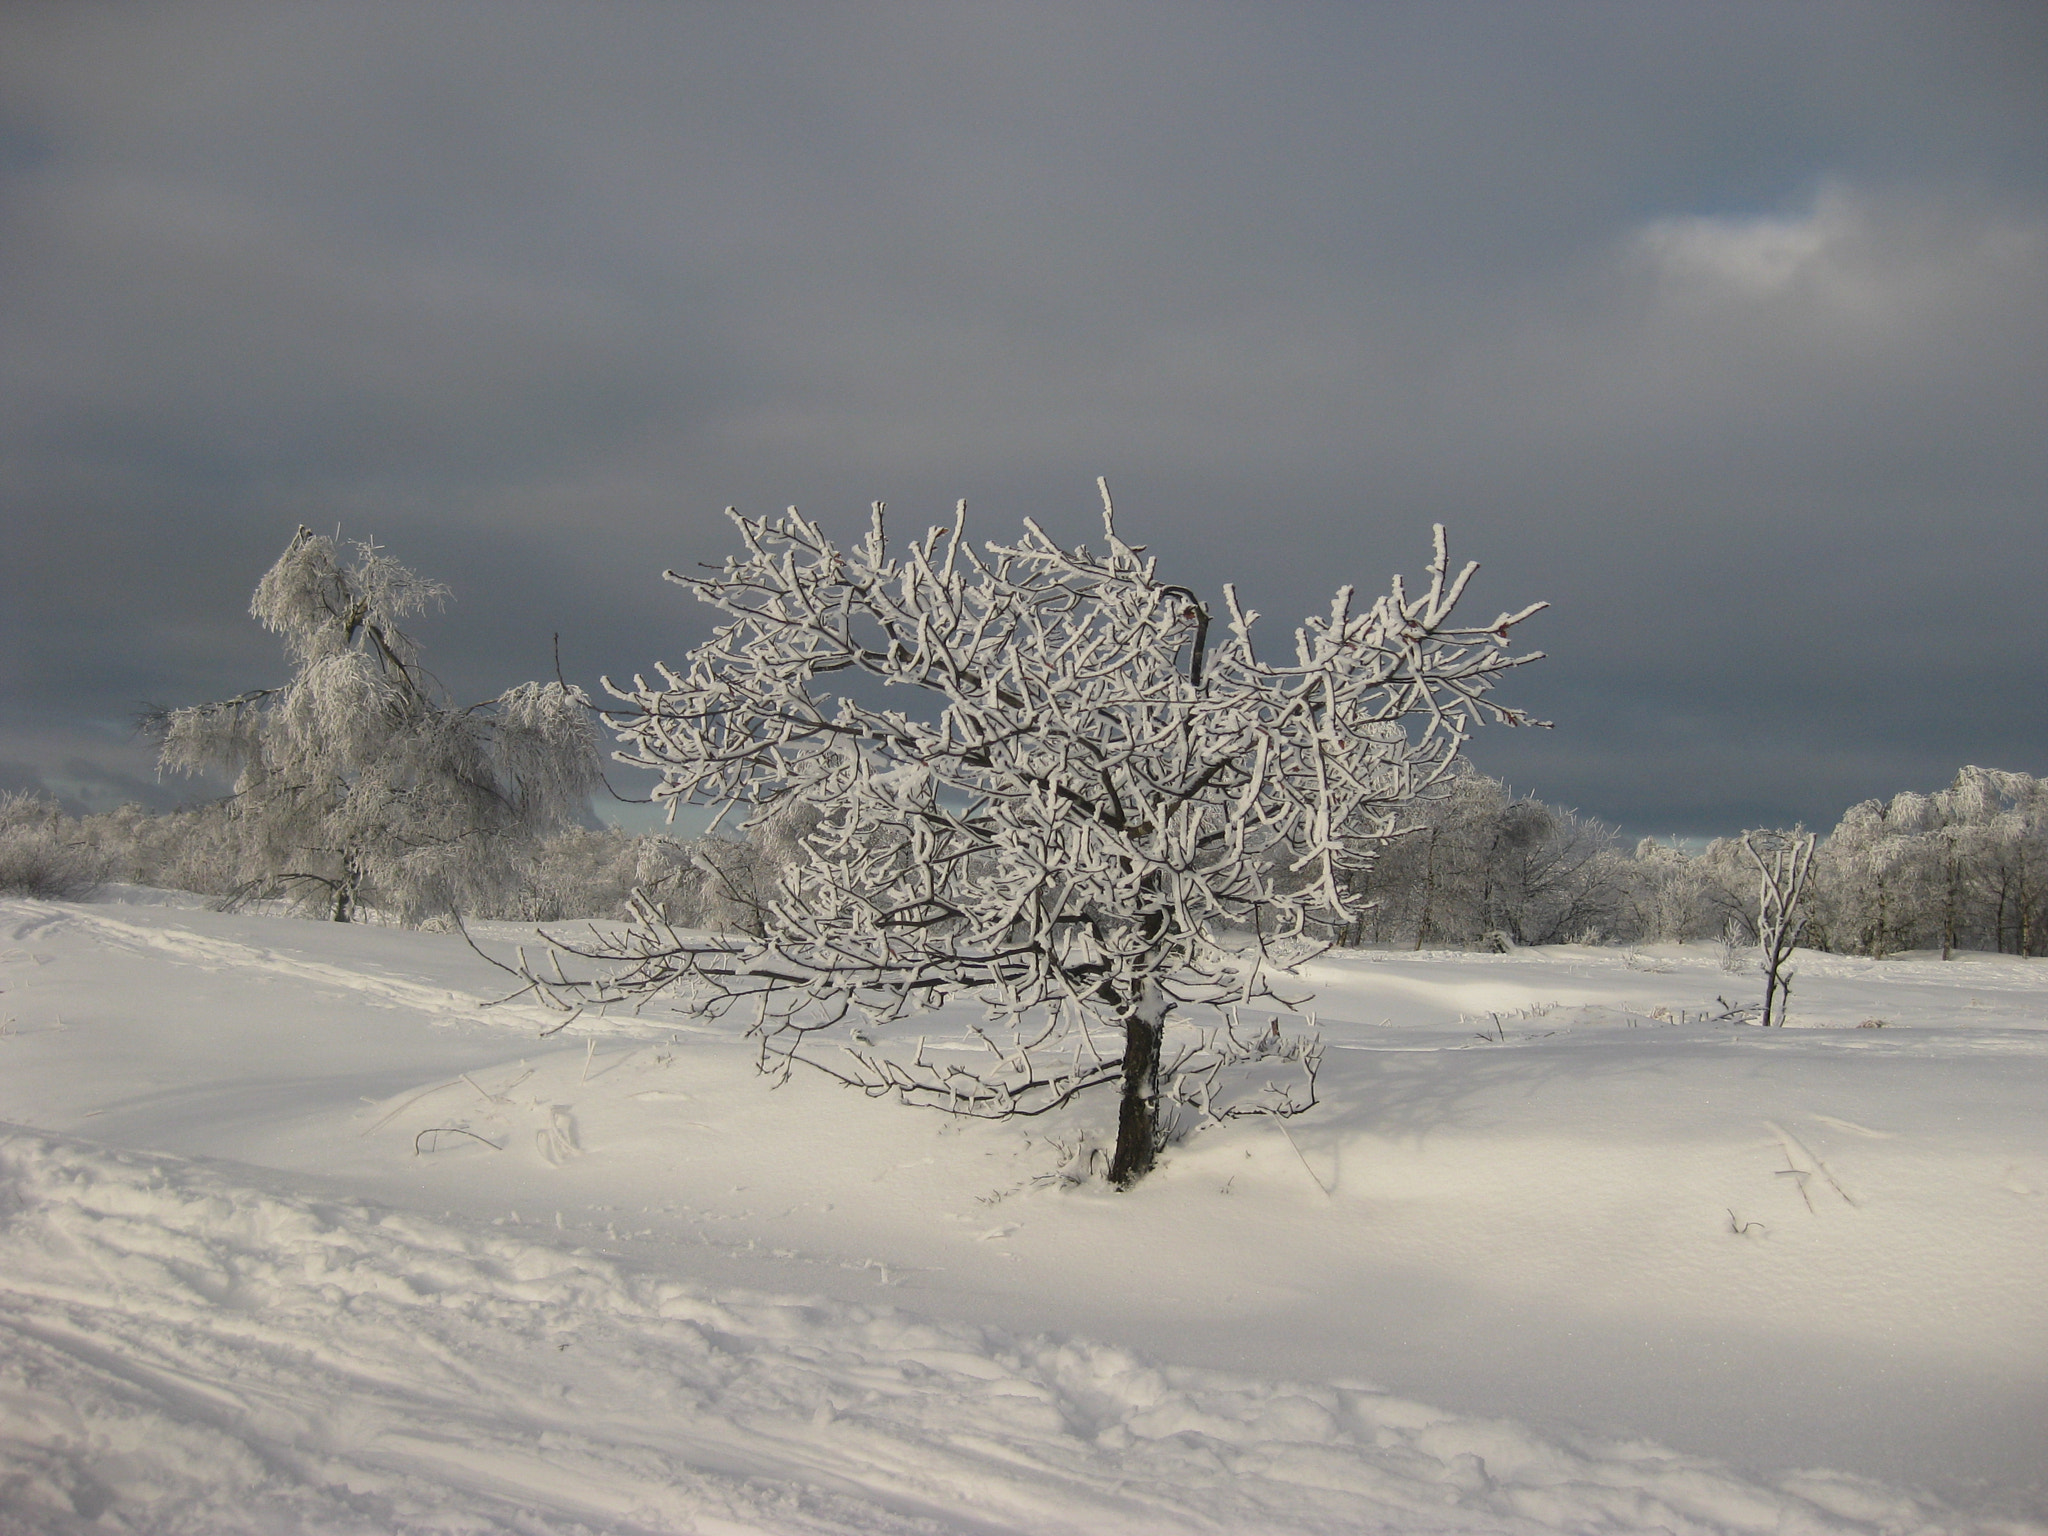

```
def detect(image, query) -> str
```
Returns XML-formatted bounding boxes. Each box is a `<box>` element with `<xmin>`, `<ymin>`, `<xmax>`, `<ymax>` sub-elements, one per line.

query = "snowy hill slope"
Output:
<box><xmin>1</xmin><ymin>892</ymin><xmax>2042</xmax><ymax>1533</ymax></box>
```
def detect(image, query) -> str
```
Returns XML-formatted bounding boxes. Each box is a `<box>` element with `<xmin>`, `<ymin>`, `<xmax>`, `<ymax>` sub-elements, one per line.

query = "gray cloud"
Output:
<box><xmin>4</xmin><ymin>1</ymin><xmax>2043</xmax><ymax>837</ymax></box>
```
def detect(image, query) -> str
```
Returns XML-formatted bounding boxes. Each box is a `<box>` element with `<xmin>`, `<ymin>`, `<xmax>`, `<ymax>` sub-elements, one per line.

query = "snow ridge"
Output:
<box><xmin>0</xmin><ymin>1130</ymin><xmax>1975</xmax><ymax>1536</ymax></box>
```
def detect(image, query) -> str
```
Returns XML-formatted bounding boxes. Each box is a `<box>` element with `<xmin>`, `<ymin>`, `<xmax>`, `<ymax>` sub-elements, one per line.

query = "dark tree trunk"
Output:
<box><xmin>331</xmin><ymin>851</ymin><xmax>363</xmax><ymax>922</ymax></box>
<box><xmin>1413</xmin><ymin>826</ymin><xmax>1438</xmax><ymax>950</ymax></box>
<box><xmin>1108</xmin><ymin>979</ymin><xmax>1167</xmax><ymax>1188</ymax></box>
<box><xmin>1942</xmin><ymin>847</ymin><xmax>1960</xmax><ymax>961</ymax></box>
<box><xmin>1761</xmin><ymin>964</ymin><xmax>1784</xmax><ymax>1027</ymax></box>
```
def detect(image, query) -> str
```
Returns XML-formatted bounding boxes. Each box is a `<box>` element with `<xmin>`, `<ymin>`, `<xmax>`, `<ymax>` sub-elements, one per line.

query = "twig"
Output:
<box><xmin>461</xmin><ymin>1067</ymin><xmax>532</xmax><ymax>1104</ymax></box>
<box><xmin>362</xmin><ymin>1079</ymin><xmax>461</xmax><ymax>1136</ymax></box>
<box><xmin>1276</xmin><ymin>1122</ymin><xmax>1332</xmax><ymax>1198</ymax></box>
<box><xmin>414</xmin><ymin>1126</ymin><xmax>503</xmax><ymax>1154</ymax></box>
<box><xmin>539</xmin><ymin>1006</ymin><xmax>584</xmax><ymax>1039</ymax></box>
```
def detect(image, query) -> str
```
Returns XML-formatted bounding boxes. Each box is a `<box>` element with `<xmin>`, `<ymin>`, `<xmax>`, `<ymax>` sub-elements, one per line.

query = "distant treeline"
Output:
<box><xmin>1325</xmin><ymin>765</ymin><xmax>2044</xmax><ymax>958</ymax></box>
<box><xmin>3</xmin><ymin>763</ymin><xmax>2043</xmax><ymax>959</ymax></box>
<box><xmin>0</xmin><ymin>791</ymin><xmax>797</xmax><ymax>936</ymax></box>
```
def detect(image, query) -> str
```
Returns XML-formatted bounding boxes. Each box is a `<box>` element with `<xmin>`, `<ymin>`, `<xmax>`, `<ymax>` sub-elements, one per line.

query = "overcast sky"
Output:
<box><xmin>3</xmin><ymin>1</ymin><xmax>2043</xmax><ymax>840</ymax></box>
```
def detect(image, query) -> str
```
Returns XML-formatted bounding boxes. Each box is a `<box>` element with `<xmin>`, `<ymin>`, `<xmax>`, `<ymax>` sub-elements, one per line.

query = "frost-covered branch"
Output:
<box><xmin>530</xmin><ymin>484</ymin><xmax>1542</xmax><ymax>1184</ymax></box>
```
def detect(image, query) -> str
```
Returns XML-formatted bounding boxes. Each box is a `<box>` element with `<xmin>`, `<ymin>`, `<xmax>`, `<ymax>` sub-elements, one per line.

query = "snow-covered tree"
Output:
<box><xmin>1819</xmin><ymin>794</ymin><xmax>1925</xmax><ymax>956</ymax></box>
<box><xmin>1626</xmin><ymin>837</ymin><xmax>1719</xmax><ymax>944</ymax></box>
<box><xmin>1464</xmin><ymin>792</ymin><xmax>1623</xmax><ymax>947</ymax></box>
<box><xmin>1948</xmin><ymin>768</ymin><xmax>2048</xmax><ymax>956</ymax></box>
<box><xmin>523</xmin><ymin>485</ymin><xmax>1543</xmax><ymax>1186</ymax></box>
<box><xmin>1920</xmin><ymin>766</ymin><xmax>2048</xmax><ymax>959</ymax></box>
<box><xmin>158</xmin><ymin>528</ymin><xmax>604</xmax><ymax>924</ymax></box>
<box><xmin>1810</xmin><ymin>770</ymin><xmax>2048</xmax><ymax>959</ymax></box>
<box><xmin>1742</xmin><ymin>828</ymin><xmax>1815</xmax><ymax>1026</ymax></box>
<box><xmin>1332</xmin><ymin>773</ymin><xmax>1621</xmax><ymax>949</ymax></box>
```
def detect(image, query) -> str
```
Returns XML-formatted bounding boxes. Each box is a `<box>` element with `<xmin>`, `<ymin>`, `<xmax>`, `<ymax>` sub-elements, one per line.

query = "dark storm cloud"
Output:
<box><xmin>3</xmin><ymin>1</ymin><xmax>2044</xmax><ymax>838</ymax></box>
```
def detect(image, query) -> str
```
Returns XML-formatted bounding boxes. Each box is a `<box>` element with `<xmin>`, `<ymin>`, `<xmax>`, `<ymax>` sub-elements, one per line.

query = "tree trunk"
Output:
<box><xmin>1108</xmin><ymin>977</ymin><xmax>1168</xmax><ymax>1188</ymax></box>
<box><xmin>331</xmin><ymin>851</ymin><xmax>362</xmax><ymax>923</ymax></box>
<box><xmin>1413</xmin><ymin>827</ymin><xmax>1438</xmax><ymax>950</ymax></box>
<box><xmin>1942</xmin><ymin>847</ymin><xmax>1960</xmax><ymax>961</ymax></box>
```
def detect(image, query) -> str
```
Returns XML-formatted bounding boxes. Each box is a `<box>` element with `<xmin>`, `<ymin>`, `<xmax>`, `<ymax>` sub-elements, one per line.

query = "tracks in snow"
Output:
<box><xmin>50</xmin><ymin>907</ymin><xmax>565</xmax><ymax>1035</ymax></box>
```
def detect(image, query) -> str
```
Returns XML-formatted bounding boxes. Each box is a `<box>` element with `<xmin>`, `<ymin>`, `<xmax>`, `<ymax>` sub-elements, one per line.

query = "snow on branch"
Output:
<box><xmin>529</xmin><ymin>485</ymin><xmax>1543</xmax><ymax>1182</ymax></box>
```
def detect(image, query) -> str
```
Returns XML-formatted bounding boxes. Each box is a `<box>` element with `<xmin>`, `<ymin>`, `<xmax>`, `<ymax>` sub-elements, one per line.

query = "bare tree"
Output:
<box><xmin>522</xmin><ymin>484</ymin><xmax>1543</xmax><ymax>1186</ymax></box>
<box><xmin>1474</xmin><ymin>796</ymin><xmax>1622</xmax><ymax>946</ymax></box>
<box><xmin>158</xmin><ymin>528</ymin><xmax>603</xmax><ymax>924</ymax></box>
<box><xmin>1333</xmin><ymin>774</ymin><xmax>1618</xmax><ymax>949</ymax></box>
<box><xmin>1742</xmin><ymin>829</ymin><xmax>1816</xmax><ymax>1027</ymax></box>
<box><xmin>1355</xmin><ymin>771</ymin><xmax>1509</xmax><ymax>949</ymax></box>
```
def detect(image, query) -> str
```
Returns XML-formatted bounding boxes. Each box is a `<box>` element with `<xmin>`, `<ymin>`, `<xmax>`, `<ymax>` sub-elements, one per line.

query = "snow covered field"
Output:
<box><xmin>1</xmin><ymin>890</ymin><xmax>2042</xmax><ymax>1534</ymax></box>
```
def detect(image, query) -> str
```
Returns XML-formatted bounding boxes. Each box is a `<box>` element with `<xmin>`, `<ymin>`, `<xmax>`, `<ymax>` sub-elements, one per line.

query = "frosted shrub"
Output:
<box><xmin>76</xmin><ymin>801</ymin><xmax>247</xmax><ymax>902</ymax></box>
<box><xmin>493</xmin><ymin>825</ymin><xmax>646</xmax><ymax>922</ymax></box>
<box><xmin>0</xmin><ymin>793</ymin><xmax>105</xmax><ymax>900</ymax></box>
<box><xmin>477</xmin><ymin>825</ymin><xmax>809</xmax><ymax>928</ymax></box>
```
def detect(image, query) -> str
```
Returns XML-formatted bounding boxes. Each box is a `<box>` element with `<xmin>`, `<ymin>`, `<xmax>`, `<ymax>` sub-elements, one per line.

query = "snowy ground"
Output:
<box><xmin>1</xmin><ymin>890</ymin><xmax>2042</xmax><ymax>1534</ymax></box>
